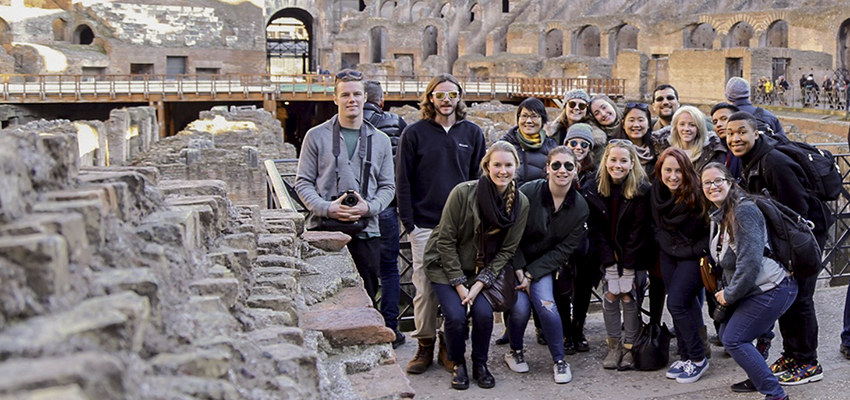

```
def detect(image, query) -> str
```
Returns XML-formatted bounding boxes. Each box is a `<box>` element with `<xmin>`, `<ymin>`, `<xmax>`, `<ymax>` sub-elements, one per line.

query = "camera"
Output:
<box><xmin>712</xmin><ymin>304</ymin><xmax>731</xmax><ymax>323</ymax></box>
<box><xmin>340</xmin><ymin>190</ymin><xmax>358</xmax><ymax>207</ymax></box>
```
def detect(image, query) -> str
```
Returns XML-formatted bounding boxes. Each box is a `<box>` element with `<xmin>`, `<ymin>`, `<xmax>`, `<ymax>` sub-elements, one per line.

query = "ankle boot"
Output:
<box><xmin>450</xmin><ymin>363</ymin><xmax>469</xmax><ymax>390</ymax></box>
<box><xmin>572</xmin><ymin>318</ymin><xmax>590</xmax><ymax>352</ymax></box>
<box><xmin>406</xmin><ymin>338</ymin><xmax>434</xmax><ymax>374</ymax></box>
<box><xmin>618</xmin><ymin>343</ymin><xmax>635</xmax><ymax>371</ymax></box>
<box><xmin>472</xmin><ymin>362</ymin><xmax>495</xmax><ymax>388</ymax></box>
<box><xmin>699</xmin><ymin>325</ymin><xmax>711</xmax><ymax>359</ymax></box>
<box><xmin>603</xmin><ymin>338</ymin><xmax>623</xmax><ymax>370</ymax></box>
<box><xmin>437</xmin><ymin>331</ymin><xmax>454</xmax><ymax>372</ymax></box>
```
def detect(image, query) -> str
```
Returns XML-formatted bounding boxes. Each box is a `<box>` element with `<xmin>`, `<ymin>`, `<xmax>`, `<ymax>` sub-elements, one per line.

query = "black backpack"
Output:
<box><xmin>751</xmin><ymin>108</ymin><xmax>776</xmax><ymax>136</ymax></box>
<box><xmin>753</xmin><ymin>196</ymin><xmax>823</xmax><ymax>279</ymax></box>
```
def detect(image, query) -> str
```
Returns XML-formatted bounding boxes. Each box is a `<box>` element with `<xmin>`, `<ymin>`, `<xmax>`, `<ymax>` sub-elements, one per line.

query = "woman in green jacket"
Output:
<box><xmin>423</xmin><ymin>141</ymin><xmax>529</xmax><ymax>390</ymax></box>
<box><xmin>503</xmin><ymin>146</ymin><xmax>589</xmax><ymax>384</ymax></box>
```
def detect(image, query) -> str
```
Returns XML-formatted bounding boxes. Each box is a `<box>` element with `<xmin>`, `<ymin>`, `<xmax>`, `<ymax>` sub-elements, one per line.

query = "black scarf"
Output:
<box><xmin>650</xmin><ymin>182</ymin><xmax>692</xmax><ymax>231</ymax></box>
<box><xmin>476</xmin><ymin>175</ymin><xmax>519</xmax><ymax>267</ymax></box>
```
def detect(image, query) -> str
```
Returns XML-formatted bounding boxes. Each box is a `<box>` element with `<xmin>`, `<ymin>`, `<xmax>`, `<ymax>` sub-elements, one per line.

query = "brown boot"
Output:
<box><xmin>437</xmin><ymin>331</ymin><xmax>455</xmax><ymax>372</ymax></box>
<box><xmin>406</xmin><ymin>338</ymin><xmax>435</xmax><ymax>374</ymax></box>
<box><xmin>700</xmin><ymin>325</ymin><xmax>711</xmax><ymax>359</ymax></box>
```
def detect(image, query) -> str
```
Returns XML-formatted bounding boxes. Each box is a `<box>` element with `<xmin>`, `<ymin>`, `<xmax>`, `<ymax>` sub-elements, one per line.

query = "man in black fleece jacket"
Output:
<box><xmin>726</xmin><ymin>111</ymin><xmax>826</xmax><ymax>388</ymax></box>
<box><xmin>397</xmin><ymin>74</ymin><xmax>486</xmax><ymax>374</ymax></box>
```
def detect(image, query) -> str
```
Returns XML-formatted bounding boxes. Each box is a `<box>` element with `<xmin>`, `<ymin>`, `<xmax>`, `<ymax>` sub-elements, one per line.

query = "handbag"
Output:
<box><xmin>476</xmin><ymin>256</ymin><xmax>517</xmax><ymax>312</ymax></box>
<box><xmin>699</xmin><ymin>256</ymin><xmax>718</xmax><ymax>294</ymax></box>
<box><xmin>632</xmin><ymin>322</ymin><xmax>672</xmax><ymax>371</ymax></box>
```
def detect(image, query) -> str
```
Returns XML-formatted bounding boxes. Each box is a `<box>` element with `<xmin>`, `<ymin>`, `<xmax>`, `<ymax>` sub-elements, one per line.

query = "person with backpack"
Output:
<box><xmin>725</xmin><ymin>77</ymin><xmax>786</xmax><ymax>137</ymax></box>
<box><xmin>701</xmin><ymin>162</ymin><xmax>797</xmax><ymax>400</ymax></box>
<box><xmin>725</xmin><ymin>111</ymin><xmax>828</xmax><ymax>387</ymax></box>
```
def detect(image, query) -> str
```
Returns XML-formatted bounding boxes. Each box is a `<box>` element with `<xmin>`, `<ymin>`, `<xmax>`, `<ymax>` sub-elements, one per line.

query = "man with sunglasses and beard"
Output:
<box><xmin>397</xmin><ymin>74</ymin><xmax>487</xmax><ymax>375</ymax></box>
<box><xmin>651</xmin><ymin>84</ymin><xmax>681</xmax><ymax>131</ymax></box>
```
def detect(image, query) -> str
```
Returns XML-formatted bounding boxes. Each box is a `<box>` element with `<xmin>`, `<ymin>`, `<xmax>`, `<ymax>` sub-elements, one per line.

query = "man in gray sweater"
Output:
<box><xmin>295</xmin><ymin>69</ymin><xmax>395</xmax><ymax>305</ymax></box>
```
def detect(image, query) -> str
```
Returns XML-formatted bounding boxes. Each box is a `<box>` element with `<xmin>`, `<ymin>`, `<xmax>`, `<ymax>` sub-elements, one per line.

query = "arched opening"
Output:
<box><xmin>371</xmin><ymin>26</ymin><xmax>387</xmax><ymax>63</ymax></box>
<box><xmin>838</xmin><ymin>18</ymin><xmax>850</xmax><ymax>69</ymax></box>
<box><xmin>763</xmin><ymin>20</ymin><xmax>788</xmax><ymax>48</ymax></box>
<box><xmin>423</xmin><ymin>26</ymin><xmax>438</xmax><ymax>59</ymax></box>
<box><xmin>267</xmin><ymin>8</ymin><xmax>313</xmax><ymax>74</ymax></box>
<box><xmin>440</xmin><ymin>3</ymin><xmax>451</xmax><ymax>18</ymax></box>
<box><xmin>469</xmin><ymin>3</ymin><xmax>480</xmax><ymax>23</ymax></box>
<box><xmin>72</xmin><ymin>24</ymin><xmax>94</xmax><ymax>45</ymax></box>
<box><xmin>411</xmin><ymin>1</ymin><xmax>428</xmax><ymax>20</ymax></box>
<box><xmin>545</xmin><ymin>29</ymin><xmax>563</xmax><ymax>58</ymax></box>
<box><xmin>611</xmin><ymin>24</ymin><xmax>639</xmax><ymax>59</ymax></box>
<box><xmin>380</xmin><ymin>1</ymin><xmax>395</xmax><ymax>19</ymax></box>
<box><xmin>574</xmin><ymin>25</ymin><xmax>600</xmax><ymax>57</ymax></box>
<box><xmin>723</xmin><ymin>21</ymin><xmax>754</xmax><ymax>48</ymax></box>
<box><xmin>684</xmin><ymin>23</ymin><xmax>715</xmax><ymax>49</ymax></box>
<box><xmin>52</xmin><ymin>18</ymin><xmax>67</xmax><ymax>41</ymax></box>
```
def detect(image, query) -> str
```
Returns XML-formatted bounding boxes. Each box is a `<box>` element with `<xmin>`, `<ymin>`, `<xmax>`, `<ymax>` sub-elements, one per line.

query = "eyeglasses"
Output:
<box><xmin>519</xmin><ymin>113</ymin><xmax>541</xmax><ymax>121</ymax></box>
<box><xmin>655</xmin><ymin>95</ymin><xmax>677</xmax><ymax>103</ymax></box>
<box><xmin>609</xmin><ymin>139</ymin><xmax>635</xmax><ymax>148</ymax></box>
<box><xmin>626</xmin><ymin>102</ymin><xmax>649</xmax><ymax>111</ymax></box>
<box><xmin>702</xmin><ymin>178</ymin><xmax>730</xmax><ymax>188</ymax></box>
<box><xmin>567</xmin><ymin>101</ymin><xmax>588</xmax><ymax>110</ymax></box>
<box><xmin>549</xmin><ymin>161</ymin><xmax>575</xmax><ymax>172</ymax></box>
<box><xmin>432</xmin><ymin>91</ymin><xmax>459</xmax><ymax>100</ymax></box>
<box><xmin>335</xmin><ymin>69</ymin><xmax>362</xmax><ymax>79</ymax></box>
<box><xmin>568</xmin><ymin>140</ymin><xmax>590</xmax><ymax>149</ymax></box>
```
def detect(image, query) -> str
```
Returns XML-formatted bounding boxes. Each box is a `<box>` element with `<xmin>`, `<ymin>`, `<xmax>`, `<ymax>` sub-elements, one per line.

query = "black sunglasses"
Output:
<box><xmin>568</xmin><ymin>139</ymin><xmax>590</xmax><ymax>149</ymax></box>
<box><xmin>567</xmin><ymin>100</ymin><xmax>588</xmax><ymax>110</ymax></box>
<box><xmin>654</xmin><ymin>94</ymin><xmax>677</xmax><ymax>103</ymax></box>
<box><xmin>549</xmin><ymin>161</ymin><xmax>575</xmax><ymax>172</ymax></box>
<box><xmin>335</xmin><ymin>70</ymin><xmax>363</xmax><ymax>79</ymax></box>
<box><xmin>626</xmin><ymin>102</ymin><xmax>649</xmax><ymax>111</ymax></box>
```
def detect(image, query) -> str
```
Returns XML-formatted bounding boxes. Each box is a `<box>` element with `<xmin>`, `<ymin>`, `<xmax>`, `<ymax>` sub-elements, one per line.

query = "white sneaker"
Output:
<box><xmin>504</xmin><ymin>349</ymin><xmax>529</xmax><ymax>373</ymax></box>
<box><xmin>554</xmin><ymin>360</ymin><xmax>572</xmax><ymax>384</ymax></box>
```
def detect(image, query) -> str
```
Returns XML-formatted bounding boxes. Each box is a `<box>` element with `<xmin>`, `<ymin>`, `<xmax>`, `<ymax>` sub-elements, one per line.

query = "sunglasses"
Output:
<box><xmin>568</xmin><ymin>139</ymin><xmax>590</xmax><ymax>149</ymax></box>
<box><xmin>654</xmin><ymin>94</ymin><xmax>677</xmax><ymax>103</ymax></box>
<box><xmin>609</xmin><ymin>139</ymin><xmax>635</xmax><ymax>148</ymax></box>
<box><xmin>335</xmin><ymin>70</ymin><xmax>362</xmax><ymax>79</ymax></box>
<box><xmin>433</xmin><ymin>91</ymin><xmax>459</xmax><ymax>100</ymax></box>
<box><xmin>626</xmin><ymin>102</ymin><xmax>649</xmax><ymax>111</ymax></box>
<box><xmin>549</xmin><ymin>161</ymin><xmax>575</xmax><ymax>172</ymax></box>
<box><xmin>702</xmin><ymin>177</ymin><xmax>730</xmax><ymax>189</ymax></box>
<box><xmin>567</xmin><ymin>100</ymin><xmax>588</xmax><ymax>110</ymax></box>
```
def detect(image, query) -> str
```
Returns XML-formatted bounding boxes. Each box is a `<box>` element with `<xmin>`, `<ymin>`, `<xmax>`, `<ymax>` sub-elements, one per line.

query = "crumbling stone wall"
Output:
<box><xmin>0</xmin><ymin>118</ymin><xmax>413</xmax><ymax>399</ymax></box>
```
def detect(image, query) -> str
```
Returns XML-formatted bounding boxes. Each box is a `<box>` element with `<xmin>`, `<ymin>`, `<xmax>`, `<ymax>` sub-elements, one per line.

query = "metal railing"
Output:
<box><xmin>752</xmin><ymin>69</ymin><xmax>850</xmax><ymax>113</ymax></box>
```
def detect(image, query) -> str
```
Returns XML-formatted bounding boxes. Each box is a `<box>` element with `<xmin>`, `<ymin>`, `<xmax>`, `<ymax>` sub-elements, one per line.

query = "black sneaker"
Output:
<box><xmin>563</xmin><ymin>336</ymin><xmax>577</xmax><ymax>355</ymax></box>
<box><xmin>841</xmin><ymin>344</ymin><xmax>850</xmax><ymax>360</ymax></box>
<box><xmin>756</xmin><ymin>337</ymin><xmax>772</xmax><ymax>360</ymax></box>
<box><xmin>392</xmin><ymin>329</ymin><xmax>406</xmax><ymax>349</ymax></box>
<box><xmin>730</xmin><ymin>379</ymin><xmax>757</xmax><ymax>393</ymax></box>
<box><xmin>536</xmin><ymin>328</ymin><xmax>547</xmax><ymax>346</ymax></box>
<box><xmin>495</xmin><ymin>330</ymin><xmax>509</xmax><ymax>345</ymax></box>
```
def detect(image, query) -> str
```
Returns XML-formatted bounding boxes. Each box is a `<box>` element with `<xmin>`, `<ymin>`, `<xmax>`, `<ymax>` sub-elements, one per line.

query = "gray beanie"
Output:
<box><xmin>565</xmin><ymin>123</ymin><xmax>595</xmax><ymax>148</ymax></box>
<box><xmin>563</xmin><ymin>89</ymin><xmax>591</xmax><ymax>105</ymax></box>
<box><xmin>725</xmin><ymin>77</ymin><xmax>751</xmax><ymax>102</ymax></box>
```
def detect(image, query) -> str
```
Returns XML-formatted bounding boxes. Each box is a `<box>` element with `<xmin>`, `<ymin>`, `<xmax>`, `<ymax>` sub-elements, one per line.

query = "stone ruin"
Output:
<box><xmin>0</xmin><ymin>112</ymin><xmax>414</xmax><ymax>398</ymax></box>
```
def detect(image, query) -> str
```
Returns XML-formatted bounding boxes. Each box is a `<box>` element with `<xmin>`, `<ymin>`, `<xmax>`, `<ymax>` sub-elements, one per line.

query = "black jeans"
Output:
<box><xmin>348</xmin><ymin>236</ymin><xmax>381</xmax><ymax>307</ymax></box>
<box><xmin>378</xmin><ymin>207</ymin><xmax>401</xmax><ymax>330</ymax></box>
<box><xmin>777</xmin><ymin>272</ymin><xmax>818</xmax><ymax>363</ymax></box>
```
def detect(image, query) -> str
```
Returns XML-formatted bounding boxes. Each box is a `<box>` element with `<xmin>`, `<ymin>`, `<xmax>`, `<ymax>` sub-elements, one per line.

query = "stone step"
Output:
<box><xmin>256</xmin><ymin>255</ymin><xmax>321</xmax><ymax>276</ymax></box>
<box><xmin>78</xmin><ymin>169</ymin><xmax>156</xmax><ymax>220</ymax></box>
<box><xmin>0</xmin><ymin>233</ymin><xmax>69</xmax><ymax>299</ymax></box>
<box><xmin>149</xmin><ymin>348</ymin><xmax>231</xmax><ymax>379</ymax></box>
<box><xmin>93</xmin><ymin>269</ymin><xmax>160</xmax><ymax>321</ymax></box>
<box><xmin>244</xmin><ymin>327</ymin><xmax>303</xmax><ymax>347</ymax></box>
<box><xmin>189</xmin><ymin>278</ymin><xmax>239</xmax><ymax>309</ymax></box>
<box><xmin>239</xmin><ymin>308</ymin><xmax>295</xmax><ymax>330</ymax></box>
<box><xmin>140</xmin><ymin>376</ymin><xmax>238</xmax><ymax>400</ymax></box>
<box><xmin>302</xmin><ymin>231</ymin><xmax>351</xmax><ymax>252</ymax></box>
<box><xmin>157</xmin><ymin>179</ymin><xmax>228</xmax><ymax>199</ymax></box>
<box><xmin>207</xmin><ymin>264</ymin><xmax>235</xmax><ymax>279</ymax></box>
<box><xmin>257</xmin><ymin>233</ymin><xmax>296</xmax><ymax>257</ymax></box>
<box><xmin>222</xmin><ymin>232</ymin><xmax>257</xmax><ymax>260</ymax></box>
<box><xmin>298</xmin><ymin>253</ymin><xmax>358</xmax><ymax>306</ymax></box>
<box><xmin>0</xmin><ymin>213</ymin><xmax>90</xmax><ymax>265</ymax></box>
<box><xmin>178</xmin><ymin>296</ymin><xmax>239</xmax><ymax>344</ymax></box>
<box><xmin>33</xmin><ymin>199</ymin><xmax>105</xmax><ymax>248</ymax></box>
<box><xmin>260</xmin><ymin>343</ymin><xmax>319</xmax><ymax>393</ymax></box>
<box><xmin>136</xmin><ymin>209</ymin><xmax>201</xmax><ymax>251</ymax></box>
<box><xmin>300</xmin><ymin>285</ymin><xmax>393</xmax><ymax>349</ymax></box>
<box><xmin>165</xmin><ymin>195</ymin><xmax>229</xmax><ymax>233</ymax></box>
<box><xmin>253</xmin><ymin>274</ymin><xmax>297</xmax><ymax>294</ymax></box>
<box><xmin>349</xmin><ymin>364</ymin><xmax>415</xmax><ymax>400</ymax></box>
<box><xmin>0</xmin><ymin>352</ymin><xmax>123</xmax><ymax>399</ymax></box>
<box><xmin>260</xmin><ymin>209</ymin><xmax>304</xmax><ymax>235</ymax></box>
<box><xmin>208</xmin><ymin>248</ymin><xmax>251</xmax><ymax>283</ymax></box>
<box><xmin>246</xmin><ymin>295</ymin><xmax>298</xmax><ymax>324</ymax></box>
<box><xmin>0</xmin><ymin>384</ymin><xmax>89</xmax><ymax>400</ymax></box>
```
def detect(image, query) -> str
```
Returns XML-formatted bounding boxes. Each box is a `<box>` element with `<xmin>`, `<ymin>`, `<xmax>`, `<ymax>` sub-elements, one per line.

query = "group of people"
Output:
<box><xmin>294</xmin><ymin>70</ymin><xmax>835</xmax><ymax>399</ymax></box>
<box><xmin>798</xmin><ymin>73</ymin><xmax>850</xmax><ymax>109</ymax></box>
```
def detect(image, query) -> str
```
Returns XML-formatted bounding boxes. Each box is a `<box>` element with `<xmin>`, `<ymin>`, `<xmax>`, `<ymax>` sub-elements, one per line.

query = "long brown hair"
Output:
<box><xmin>701</xmin><ymin>162</ymin><xmax>748</xmax><ymax>242</ymax></box>
<box><xmin>654</xmin><ymin>147</ymin><xmax>703</xmax><ymax>214</ymax></box>
<box><xmin>419</xmin><ymin>74</ymin><xmax>467</xmax><ymax>121</ymax></box>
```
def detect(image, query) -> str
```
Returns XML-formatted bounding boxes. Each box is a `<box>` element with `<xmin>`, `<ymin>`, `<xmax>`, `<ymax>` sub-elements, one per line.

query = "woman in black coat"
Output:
<box><xmin>499</xmin><ymin>97</ymin><xmax>558</xmax><ymax>186</ymax></box>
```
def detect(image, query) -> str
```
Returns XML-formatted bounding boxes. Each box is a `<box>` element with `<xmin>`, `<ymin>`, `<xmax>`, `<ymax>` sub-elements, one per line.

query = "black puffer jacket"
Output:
<box><xmin>363</xmin><ymin>102</ymin><xmax>406</xmax><ymax>157</ymax></box>
<box><xmin>499</xmin><ymin>127</ymin><xmax>558</xmax><ymax>186</ymax></box>
<box><xmin>650</xmin><ymin>183</ymin><xmax>709</xmax><ymax>259</ymax></box>
<box><xmin>583</xmin><ymin>177</ymin><xmax>654</xmax><ymax>272</ymax></box>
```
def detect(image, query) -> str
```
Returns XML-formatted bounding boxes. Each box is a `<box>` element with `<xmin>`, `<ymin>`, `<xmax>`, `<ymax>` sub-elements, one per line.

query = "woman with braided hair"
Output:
<box><xmin>423</xmin><ymin>141</ymin><xmax>529</xmax><ymax>390</ymax></box>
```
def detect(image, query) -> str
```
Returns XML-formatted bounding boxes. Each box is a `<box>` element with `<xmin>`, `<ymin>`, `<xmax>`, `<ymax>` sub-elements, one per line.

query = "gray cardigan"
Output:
<box><xmin>294</xmin><ymin>115</ymin><xmax>395</xmax><ymax>235</ymax></box>
<box><xmin>709</xmin><ymin>200</ymin><xmax>788</xmax><ymax>305</ymax></box>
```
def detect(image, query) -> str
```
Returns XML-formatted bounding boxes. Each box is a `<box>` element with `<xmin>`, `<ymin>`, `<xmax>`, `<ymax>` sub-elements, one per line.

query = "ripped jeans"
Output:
<box><xmin>508</xmin><ymin>272</ymin><xmax>565</xmax><ymax>362</ymax></box>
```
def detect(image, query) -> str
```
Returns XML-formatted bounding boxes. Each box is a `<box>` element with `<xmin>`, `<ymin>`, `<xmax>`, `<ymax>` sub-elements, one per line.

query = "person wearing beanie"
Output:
<box><xmin>724</xmin><ymin>77</ymin><xmax>785</xmax><ymax>136</ymax></box>
<box><xmin>565</xmin><ymin>123</ymin><xmax>595</xmax><ymax>147</ymax></box>
<box><xmin>552</xmin><ymin>89</ymin><xmax>608</xmax><ymax>166</ymax></box>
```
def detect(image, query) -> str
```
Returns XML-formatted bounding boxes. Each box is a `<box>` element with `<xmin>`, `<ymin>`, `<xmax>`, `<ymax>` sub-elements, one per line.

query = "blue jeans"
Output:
<box><xmin>508</xmin><ymin>273</ymin><xmax>565</xmax><ymax>362</ymax></box>
<box><xmin>720</xmin><ymin>276</ymin><xmax>797</xmax><ymax>399</ymax></box>
<box><xmin>378</xmin><ymin>206</ymin><xmax>400</xmax><ymax>330</ymax></box>
<box><xmin>432</xmin><ymin>282</ymin><xmax>494</xmax><ymax>365</ymax></box>
<box><xmin>659</xmin><ymin>253</ymin><xmax>705</xmax><ymax>361</ymax></box>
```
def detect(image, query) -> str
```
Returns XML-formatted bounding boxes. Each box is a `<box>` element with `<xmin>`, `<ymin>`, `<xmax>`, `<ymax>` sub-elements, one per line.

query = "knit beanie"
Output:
<box><xmin>563</xmin><ymin>89</ymin><xmax>591</xmax><ymax>104</ymax></box>
<box><xmin>565</xmin><ymin>123</ymin><xmax>595</xmax><ymax>148</ymax></box>
<box><xmin>725</xmin><ymin>77</ymin><xmax>751</xmax><ymax>102</ymax></box>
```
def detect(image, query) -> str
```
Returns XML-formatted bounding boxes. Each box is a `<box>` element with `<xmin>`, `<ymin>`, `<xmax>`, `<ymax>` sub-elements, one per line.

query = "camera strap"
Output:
<box><xmin>332</xmin><ymin>119</ymin><xmax>372</xmax><ymax>199</ymax></box>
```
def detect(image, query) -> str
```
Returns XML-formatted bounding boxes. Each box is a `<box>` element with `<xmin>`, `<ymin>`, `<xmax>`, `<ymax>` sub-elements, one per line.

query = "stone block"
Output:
<box><xmin>208</xmin><ymin>264</ymin><xmax>234</xmax><ymax>279</ymax></box>
<box><xmin>261</xmin><ymin>209</ymin><xmax>304</xmax><ymax>235</ymax></box>
<box><xmin>0</xmin><ymin>140</ymin><xmax>34</xmax><ymax>222</ymax></box>
<box><xmin>208</xmin><ymin>248</ymin><xmax>251</xmax><ymax>275</ymax></box>
<box><xmin>179</xmin><ymin>296</ymin><xmax>239</xmax><ymax>342</ymax></box>
<box><xmin>0</xmin><ymin>352</ymin><xmax>124</xmax><ymax>399</ymax></box>
<box><xmin>245</xmin><ymin>326</ymin><xmax>304</xmax><ymax>347</ymax></box>
<box><xmin>0</xmin><ymin>213</ymin><xmax>90</xmax><ymax>265</ymax></box>
<box><xmin>137</xmin><ymin>209</ymin><xmax>201</xmax><ymax>250</ymax></box>
<box><xmin>150</xmin><ymin>348</ymin><xmax>231</xmax><ymax>379</ymax></box>
<box><xmin>298</xmin><ymin>253</ymin><xmax>359</xmax><ymax>306</ymax></box>
<box><xmin>222</xmin><ymin>232</ymin><xmax>257</xmax><ymax>259</ymax></box>
<box><xmin>80</xmin><ymin>166</ymin><xmax>159</xmax><ymax>186</ymax></box>
<box><xmin>141</xmin><ymin>376</ymin><xmax>238</xmax><ymax>400</ymax></box>
<box><xmin>261</xmin><ymin>344</ymin><xmax>319</xmax><ymax>392</ymax></box>
<box><xmin>349</xmin><ymin>364</ymin><xmax>415</xmax><ymax>400</ymax></box>
<box><xmin>158</xmin><ymin>179</ymin><xmax>228</xmax><ymax>199</ymax></box>
<box><xmin>301</xmin><ymin>307</ymin><xmax>394</xmax><ymax>348</ymax></box>
<box><xmin>257</xmin><ymin>233</ymin><xmax>296</xmax><ymax>256</ymax></box>
<box><xmin>78</xmin><ymin>170</ymin><xmax>155</xmax><ymax>219</ymax></box>
<box><xmin>44</xmin><ymin>188</ymin><xmax>116</xmax><ymax>218</ymax></box>
<box><xmin>189</xmin><ymin>278</ymin><xmax>239</xmax><ymax>309</ymax></box>
<box><xmin>93</xmin><ymin>268</ymin><xmax>159</xmax><ymax>310</ymax></box>
<box><xmin>309</xmin><ymin>286</ymin><xmax>373</xmax><ymax>312</ymax></box>
<box><xmin>256</xmin><ymin>255</ymin><xmax>320</xmax><ymax>276</ymax></box>
<box><xmin>238</xmin><ymin>308</ymin><xmax>294</xmax><ymax>330</ymax></box>
<box><xmin>302</xmin><ymin>231</ymin><xmax>350</xmax><ymax>252</ymax></box>
<box><xmin>38</xmin><ymin>133</ymin><xmax>79</xmax><ymax>185</ymax></box>
<box><xmin>166</xmin><ymin>195</ymin><xmax>229</xmax><ymax>234</ymax></box>
<box><xmin>254</xmin><ymin>274</ymin><xmax>297</xmax><ymax>294</ymax></box>
<box><xmin>0</xmin><ymin>384</ymin><xmax>89</xmax><ymax>400</ymax></box>
<box><xmin>247</xmin><ymin>294</ymin><xmax>296</xmax><ymax>318</ymax></box>
<box><xmin>170</xmin><ymin>204</ymin><xmax>215</xmax><ymax>244</ymax></box>
<box><xmin>0</xmin><ymin>234</ymin><xmax>69</xmax><ymax>298</ymax></box>
<box><xmin>33</xmin><ymin>199</ymin><xmax>105</xmax><ymax>247</ymax></box>
<box><xmin>253</xmin><ymin>266</ymin><xmax>299</xmax><ymax>280</ymax></box>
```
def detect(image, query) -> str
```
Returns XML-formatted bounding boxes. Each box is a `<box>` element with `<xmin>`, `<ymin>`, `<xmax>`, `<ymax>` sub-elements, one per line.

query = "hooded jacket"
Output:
<box><xmin>499</xmin><ymin>127</ymin><xmax>558</xmax><ymax>186</ymax></box>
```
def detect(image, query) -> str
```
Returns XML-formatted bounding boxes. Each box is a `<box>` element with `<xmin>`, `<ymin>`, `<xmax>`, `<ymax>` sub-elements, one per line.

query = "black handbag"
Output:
<box><xmin>632</xmin><ymin>322</ymin><xmax>672</xmax><ymax>371</ymax></box>
<box><xmin>307</xmin><ymin>122</ymin><xmax>372</xmax><ymax>236</ymax></box>
<box><xmin>479</xmin><ymin>266</ymin><xmax>517</xmax><ymax>312</ymax></box>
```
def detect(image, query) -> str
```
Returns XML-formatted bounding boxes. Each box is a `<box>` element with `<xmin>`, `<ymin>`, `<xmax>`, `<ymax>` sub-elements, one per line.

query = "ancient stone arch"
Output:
<box><xmin>684</xmin><ymin>23</ymin><xmax>716</xmax><ymax>49</ymax></box>
<box><xmin>423</xmin><ymin>25</ymin><xmax>438</xmax><ymax>59</ymax></box>
<box><xmin>52</xmin><ymin>18</ymin><xmax>67</xmax><ymax>41</ymax></box>
<box><xmin>469</xmin><ymin>2</ymin><xmax>480</xmax><ymax>23</ymax></box>
<box><xmin>762</xmin><ymin>19</ymin><xmax>788</xmax><ymax>48</ymax></box>
<box><xmin>723</xmin><ymin>21</ymin><xmax>754</xmax><ymax>48</ymax></box>
<box><xmin>267</xmin><ymin>8</ymin><xmax>314</xmax><ymax>74</ymax></box>
<box><xmin>370</xmin><ymin>26</ymin><xmax>387</xmax><ymax>63</ymax></box>
<box><xmin>574</xmin><ymin>25</ymin><xmax>600</xmax><ymax>57</ymax></box>
<box><xmin>439</xmin><ymin>2</ymin><xmax>451</xmax><ymax>18</ymax></box>
<box><xmin>545</xmin><ymin>29</ymin><xmax>563</xmax><ymax>58</ymax></box>
<box><xmin>610</xmin><ymin>23</ymin><xmax>639</xmax><ymax>59</ymax></box>
<box><xmin>411</xmin><ymin>1</ymin><xmax>428</xmax><ymax>21</ymax></box>
<box><xmin>72</xmin><ymin>24</ymin><xmax>94</xmax><ymax>45</ymax></box>
<box><xmin>380</xmin><ymin>1</ymin><xmax>395</xmax><ymax>19</ymax></box>
<box><xmin>839</xmin><ymin>18</ymin><xmax>850</xmax><ymax>69</ymax></box>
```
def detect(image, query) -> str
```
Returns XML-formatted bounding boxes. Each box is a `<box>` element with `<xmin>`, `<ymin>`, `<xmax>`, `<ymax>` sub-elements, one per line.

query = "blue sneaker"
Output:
<box><xmin>676</xmin><ymin>359</ymin><xmax>709</xmax><ymax>383</ymax></box>
<box><xmin>666</xmin><ymin>360</ymin><xmax>687</xmax><ymax>379</ymax></box>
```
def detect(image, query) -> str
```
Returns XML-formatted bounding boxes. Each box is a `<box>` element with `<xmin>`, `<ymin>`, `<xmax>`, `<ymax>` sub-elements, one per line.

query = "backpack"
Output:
<box><xmin>751</xmin><ymin>108</ymin><xmax>776</xmax><ymax>136</ymax></box>
<box><xmin>753</xmin><ymin>196</ymin><xmax>823</xmax><ymax>279</ymax></box>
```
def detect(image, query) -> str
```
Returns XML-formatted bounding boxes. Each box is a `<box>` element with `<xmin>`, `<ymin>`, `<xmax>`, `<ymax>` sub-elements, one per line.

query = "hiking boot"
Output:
<box><xmin>778</xmin><ymin>361</ymin><xmax>824</xmax><ymax>386</ymax></box>
<box><xmin>603</xmin><ymin>338</ymin><xmax>623</xmax><ymax>370</ymax></box>
<box><xmin>730</xmin><ymin>378</ymin><xmax>757</xmax><ymax>393</ymax></box>
<box><xmin>450</xmin><ymin>363</ymin><xmax>469</xmax><ymax>390</ymax></box>
<box><xmin>553</xmin><ymin>360</ymin><xmax>572</xmax><ymax>384</ymax></box>
<box><xmin>666</xmin><ymin>359</ymin><xmax>687</xmax><ymax>379</ymax></box>
<box><xmin>391</xmin><ymin>329</ymin><xmax>406</xmax><ymax>349</ymax></box>
<box><xmin>841</xmin><ymin>344</ymin><xmax>850</xmax><ymax>360</ymax></box>
<box><xmin>769</xmin><ymin>355</ymin><xmax>796</xmax><ymax>376</ymax></box>
<box><xmin>437</xmin><ymin>331</ymin><xmax>454</xmax><ymax>372</ymax></box>
<box><xmin>563</xmin><ymin>336</ymin><xmax>577</xmax><ymax>355</ymax></box>
<box><xmin>756</xmin><ymin>337</ymin><xmax>772</xmax><ymax>360</ymax></box>
<box><xmin>574</xmin><ymin>330</ymin><xmax>590</xmax><ymax>352</ymax></box>
<box><xmin>472</xmin><ymin>362</ymin><xmax>495</xmax><ymax>389</ymax></box>
<box><xmin>405</xmin><ymin>338</ymin><xmax>434</xmax><ymax>374</ymax></box>
<box><xmin>676</xmin><ymin>359</ymin><xmax>709</xmax><ymax>383</ymax></box>
<box><xmin>504</xmin><ymin>349</ymin><xmax>529</xmax><ymax>373</ymax></box>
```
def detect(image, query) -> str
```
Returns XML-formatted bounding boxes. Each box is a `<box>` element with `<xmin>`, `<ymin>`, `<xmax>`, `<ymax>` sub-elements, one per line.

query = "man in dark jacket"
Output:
<box><xmin>363</xmin><ymin>80</ymin><xmax>407</xmax><ymax>348</ymax></box>
<box><xmin>725</xmin><ymin>111</ymin><xmax>825</xmax><ymax>387</ymax></box>
<box><xmin>397</xmin><ymin>74</ymin><xmax>486</xmax><ymax>374</ymax></box>
<box><xmin>725</xmin><ymin>77</ymin><xmax>786</xmax><ymax>137</ymax></box>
